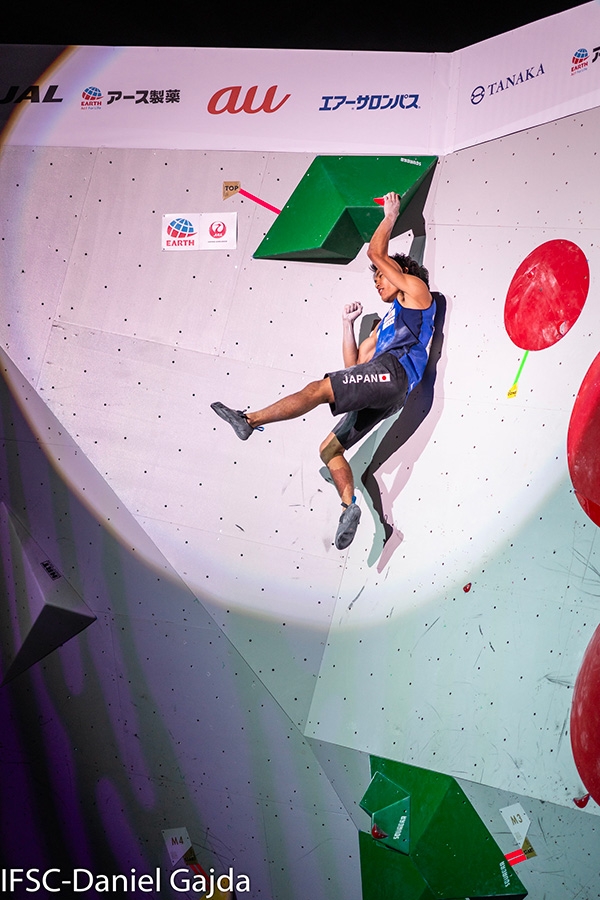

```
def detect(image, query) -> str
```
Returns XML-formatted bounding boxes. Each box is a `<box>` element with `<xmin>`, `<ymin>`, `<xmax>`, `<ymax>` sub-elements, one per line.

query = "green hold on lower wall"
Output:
<box><xmin>359</xmin><ymin>757</ymin><xmax>528</xmax><ymax>900</ymax></box>
<box><xmin>253</xmin><ymin>155</ymin><xmax>437</xmax><ymax>264</ymax></box>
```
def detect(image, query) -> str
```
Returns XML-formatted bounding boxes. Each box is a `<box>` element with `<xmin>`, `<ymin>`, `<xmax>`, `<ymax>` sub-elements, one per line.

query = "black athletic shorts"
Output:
<box><xmin>325</xmin><ymin>352</ymin><xmax>409</xmax><ymax>450</ymax></box>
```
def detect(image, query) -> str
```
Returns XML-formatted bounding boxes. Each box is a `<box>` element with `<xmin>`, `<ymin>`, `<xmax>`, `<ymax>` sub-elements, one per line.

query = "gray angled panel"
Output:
<box><xmin>0</xmin><ymin>502</ymin><xmax>96</xmax><ymax>684</ymax></box>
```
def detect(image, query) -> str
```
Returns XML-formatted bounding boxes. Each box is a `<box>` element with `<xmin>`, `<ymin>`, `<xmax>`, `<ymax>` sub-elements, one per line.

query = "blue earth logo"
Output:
<box><xmin>82</xmin><ymin>86</ymin><xmax>103</xmax><ymax>101</ymax></box>
<box><xmin>572</xmin><ymin>48</ymin><xmax>589</xmax><ymax>65</ymax></box>
<box><xmin>167</xmin><ymin>218</ymin><xmax>197</xmax><ymax>238</ymax></box>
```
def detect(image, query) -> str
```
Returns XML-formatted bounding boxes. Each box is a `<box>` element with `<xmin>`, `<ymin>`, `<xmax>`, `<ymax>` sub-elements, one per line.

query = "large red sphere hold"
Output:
<box><xmin>570</xmin><ymin>625</ymin><xmax>600</xmax><ymax>804</ymax></box>
<box><xmin>567</xmin><ymin>351</ymin><xmax>600</xmax><ymax>527</ymax></box>
<box><xmin>504</xmin><ymin>240</ymin><xmax>589</xmax><ymax>350</ymax></box>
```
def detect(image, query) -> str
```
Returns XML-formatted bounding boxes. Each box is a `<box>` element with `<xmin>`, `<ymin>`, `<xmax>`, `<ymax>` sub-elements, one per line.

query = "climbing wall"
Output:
<box><xmin>308</xmin><ymin>110</ymin><xmax>600</xmax><ymax>809</ymax></box>
<box><xmin>2</xmin><ymin>78</ymin><xmax>600</xmax><ymax>900</ymax></box>
<box><xmin>0</xmin><ymin>347</ymin><xmax>363</xmax><ymax>899</ymax></box>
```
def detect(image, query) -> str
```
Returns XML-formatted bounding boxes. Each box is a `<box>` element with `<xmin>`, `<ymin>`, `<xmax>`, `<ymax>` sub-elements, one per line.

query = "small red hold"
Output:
<box><xmin>574</xmin><ymin>793</ymin><xmax>590</xmax><ymax>808</ymax></box>
<box><xmin>463</xmin><ymin>583</ymin><xmax>472</xmax><ymax>593</ymax></box>
<box><xmin>371</xmin><ymin>823</ymin><xmax>388</xmax><ymax>840</ymax></box>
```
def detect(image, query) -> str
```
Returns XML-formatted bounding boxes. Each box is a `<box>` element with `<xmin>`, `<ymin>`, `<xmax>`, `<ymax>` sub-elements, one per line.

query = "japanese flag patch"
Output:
<box><xmin>379</xmin><ymin>373</ymin><xmax>392</xmax><ymax>382</ymax></box>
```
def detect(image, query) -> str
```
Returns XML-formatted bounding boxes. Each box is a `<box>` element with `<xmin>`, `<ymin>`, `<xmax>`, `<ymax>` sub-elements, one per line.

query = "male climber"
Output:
<box><xmin>211</xmin><ymin>191</ymin><xmax>435</xmax><ymax>550</ymax></box>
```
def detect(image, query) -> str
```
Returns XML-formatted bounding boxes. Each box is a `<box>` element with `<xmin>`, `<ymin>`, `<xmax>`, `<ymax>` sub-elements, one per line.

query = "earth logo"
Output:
<box><xmin>571</xmin><ymin>48</ymin><xmax>589</xmax><ymax>73</ymax></box>
<box><xmin>82</xmin><ymin>86</ymin><xmax>102</xmax><ymax>101</ymax></box>
<box><xmin>81</xmin><ymin>86</ymin><xmax>103</xmax><ymax>109</ymax></box>
<box><xmin>167</xmin><ymin>218</ymin><xmax>197</xmax><ymax>239</ymax></box>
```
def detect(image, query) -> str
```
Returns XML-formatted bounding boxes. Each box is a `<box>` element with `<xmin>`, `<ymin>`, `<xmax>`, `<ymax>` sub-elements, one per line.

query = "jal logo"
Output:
<box><xmin>207</xmin><ymin>84</ymin><xmax>291</xmax><ymax>115</ymax></box>
<box><xmin>0</xmin><ymin>84</ymin><xmax>62</xmax><ymax>104</ymax></box>
<box><xmin>209</xmin><ymin>221</ymin><xmax>227</xmax><ymax>239</ymax></box>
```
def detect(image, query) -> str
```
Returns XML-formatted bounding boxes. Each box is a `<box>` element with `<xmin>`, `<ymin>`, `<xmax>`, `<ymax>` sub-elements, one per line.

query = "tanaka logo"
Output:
<box><xmin>470</xmin><ymin>63</ymin><xmax>545</xmax><ymax>104</ymax></box>
<box><xmin>207</xmin><ymin>85</ymin><xmax>290</xmax><ymax>115</ymax></box>
<box><xmin>571</xmin><ymin>48</ymin><xmax>589</xmax><ymax>74</ymax></box>
<box><xmin>81</xmin><ymin>86</ymin><xmax>103</xmax><ymax>109</ymax></box>
<box><xmin>208</xmin><ymin>221</ymin><xmax>226</xmax><ymax>239</ymax></box>
<box><xmin>166</xmin><ymin>218</ymin><xmax>197</xmax><ymax>247</ymax></box>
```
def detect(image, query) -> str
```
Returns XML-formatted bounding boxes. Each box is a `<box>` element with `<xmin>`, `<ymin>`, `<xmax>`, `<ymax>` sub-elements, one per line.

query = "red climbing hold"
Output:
<box><xmin>504</xmin><ymin>240</ymin><xmax>589</xmax><ymax>350</ymax></box>
<box><xmin>570</xmin><ymin>625</ymin><xmax>600</xmax><ymax>804</ymax></box>
<box><xmin>567</xmin><ymin>351</ymin><xmax>600</xmax><ymax>527</ymax></box>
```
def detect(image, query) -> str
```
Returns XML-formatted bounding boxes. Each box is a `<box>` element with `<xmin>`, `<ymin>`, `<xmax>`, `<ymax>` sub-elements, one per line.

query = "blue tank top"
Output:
<box><xmin>373</xmin><ymin>298</ymin><xmax>436</xmax><ymax>392</ymax></box>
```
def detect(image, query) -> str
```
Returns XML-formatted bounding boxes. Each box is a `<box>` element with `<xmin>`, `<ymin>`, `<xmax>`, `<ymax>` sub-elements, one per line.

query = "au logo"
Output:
<box><xmin>207</xmin><ymin>85</ymin><xmax>290</xmax><ymax>115</ymax></box>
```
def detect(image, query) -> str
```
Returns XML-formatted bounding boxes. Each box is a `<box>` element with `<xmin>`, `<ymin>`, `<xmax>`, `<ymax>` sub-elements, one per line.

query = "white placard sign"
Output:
<box><xmin>197</xmin><ymin>212</ymin><xmax>237</xmax><ymax>250</ymax></box>
<box><xmin>162</xmin><ymin>213</ymin><xmax>237</xmax><ymax>251</ymax></box>
<box><xmin>500</xmin><ymin>803</ymin><xmax>530</xmax><ymax>847</ymax></box>
<box><xmin>161</xmin><ymin>827</ymin><xmax>192</xmax><ymax>865</ymax></box>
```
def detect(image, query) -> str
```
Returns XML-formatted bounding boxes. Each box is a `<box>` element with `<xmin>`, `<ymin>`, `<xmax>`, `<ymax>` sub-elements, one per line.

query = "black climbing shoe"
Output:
<box><xmin>211</xmin><ymin>402</ymin><xmax>254</xmax><ymax>440</ymax></box>
<box><xmin>335</xmin><ymin>502</ymin><xmax>361</xmax><ymax>550</ymax></box>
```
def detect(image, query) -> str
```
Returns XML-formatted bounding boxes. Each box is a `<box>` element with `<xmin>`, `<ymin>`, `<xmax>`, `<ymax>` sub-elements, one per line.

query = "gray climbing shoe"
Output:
<box><xmin>211</xmin><ymin>402</ymin><xmax>254</xmax><ymax>440</ymax></box>
<box><xmin>335</xmin><ymin>502</ymin><xmax>361</xmax><ymax>550</ymax></box>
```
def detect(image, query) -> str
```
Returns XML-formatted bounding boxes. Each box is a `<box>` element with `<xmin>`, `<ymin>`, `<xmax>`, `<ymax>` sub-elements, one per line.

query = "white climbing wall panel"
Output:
<box><xmin>3</xmin><ymin>12</ymin><xmax>600</xmax><ymax>895</ymax></box>
<box><xmin>2</xmin><ymin>109</ymin><xmax>600</xmax><ymax>815</ymax></box>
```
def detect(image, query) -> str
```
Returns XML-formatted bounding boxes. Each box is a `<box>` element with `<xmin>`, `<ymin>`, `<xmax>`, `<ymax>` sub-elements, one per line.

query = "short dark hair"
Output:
<box><xmin>370</xmin><ymin>253</ymin><xmax>430</xmax><ymax>287</ymax></box>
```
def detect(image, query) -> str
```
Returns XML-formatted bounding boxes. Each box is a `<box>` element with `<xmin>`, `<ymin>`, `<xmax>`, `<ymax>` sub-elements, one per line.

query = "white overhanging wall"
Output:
<box><xmin>1</xmin><ymin>5</ymin><xmax>600</xmax><ymax>895</ymax></box>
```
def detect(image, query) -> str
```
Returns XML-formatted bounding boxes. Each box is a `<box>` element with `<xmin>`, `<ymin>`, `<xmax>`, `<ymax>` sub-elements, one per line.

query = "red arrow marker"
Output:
<box><xmin>238</xmin><ymin>188</ymin><xmax>281</xmax><ymax>215</ymax></box>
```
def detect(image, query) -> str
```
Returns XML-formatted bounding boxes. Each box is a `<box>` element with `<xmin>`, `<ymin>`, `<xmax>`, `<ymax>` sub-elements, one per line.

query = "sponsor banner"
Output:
<box><xmin>450</xmin><ymin>1</ymin><xmax>600</xmax><ymax>152</ymax></box>
<box><xmin>162</xmin><ymin>213</ymin><xmax>237</xmax><ymax>251</ymax></box>
<box><xmin>2</xmin><ymin>4</ymin><xmax>600</xmax><ymax>155</ymax></box>
<box><xmin>0</xmin><ymin>45</ymin><xmax>444</xmax><ymax>155</ymax></box>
